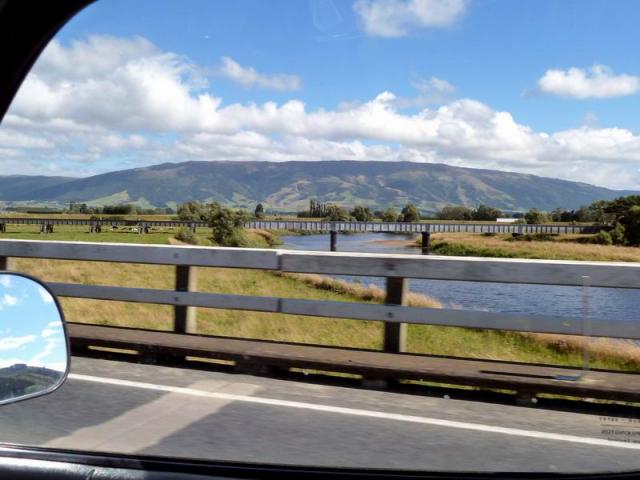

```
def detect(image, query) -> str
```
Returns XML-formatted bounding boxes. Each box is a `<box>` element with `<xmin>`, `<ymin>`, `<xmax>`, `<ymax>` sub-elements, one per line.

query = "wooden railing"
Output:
<box><xmin>0</xmin><ymin>239</ymin><xmax>639</xmax><ymax>354</ymax></box>
<box><xmin>4</xmin><ymin>238</ymin><xmax>640</xmax><ymax>401</ymax></box>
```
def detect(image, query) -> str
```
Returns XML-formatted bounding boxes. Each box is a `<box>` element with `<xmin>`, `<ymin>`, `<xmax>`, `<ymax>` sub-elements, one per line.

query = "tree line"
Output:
<box><xmin>67</xmin><ymin>202</ymin><xmax>174</xmax><ymax>216</ymax></box>
<box><xmin>296</xmin><ymin>200</ymin><xmax>421</xmax><ymax>222</ymax></box>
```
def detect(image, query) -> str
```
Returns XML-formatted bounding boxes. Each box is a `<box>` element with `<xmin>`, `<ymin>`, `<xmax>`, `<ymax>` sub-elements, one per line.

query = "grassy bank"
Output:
<box><xmin>1</xmin><ymin>227</ymin><xmax>639</xmax><ymax>371</ymax></box>
<box><xmin>423</xmin><ymin>233</ymin><xmax>640</xmax><ymax>262</ymax></box>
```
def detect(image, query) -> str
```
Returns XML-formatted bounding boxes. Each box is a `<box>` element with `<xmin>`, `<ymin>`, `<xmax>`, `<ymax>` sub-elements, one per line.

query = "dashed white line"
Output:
<box><xmin>69</xmin><ymin>373</ymin><xmax>640</xmax><ymax>451</ymax></box>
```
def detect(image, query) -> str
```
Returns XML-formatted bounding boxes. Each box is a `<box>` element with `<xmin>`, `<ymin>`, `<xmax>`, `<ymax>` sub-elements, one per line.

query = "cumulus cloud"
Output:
<box><xmin>217</xmin><ymin>56</ymin><xmax>302</xmax><ymax>91</ymax></box>
<box><xmin>41</xmin><ymin>328</ymin><xmax>61</xmax><ymax>338</ymax></box>
<box><xmin>1</xmin><ymin>294</ymin><xmax>18</xmax><ymax>308</ymax></box>
<box><xmin>538</xmin><ymin>65</ymin><xmax>640</xmax><ymax>99</ymax></box>
<box><xmin>2</xmin><ymin>34</ymin><xmax>640</xmax><ymax>189</ymax></box>
<box><xmin>354</xmin><ymin>0</ymin><xmax>468</xmax><ymax>37</ymax></box>
<box><xmin>0</xmin><ymin>335</ymin><xmax>36</xmax><ymax>351</ymax></box>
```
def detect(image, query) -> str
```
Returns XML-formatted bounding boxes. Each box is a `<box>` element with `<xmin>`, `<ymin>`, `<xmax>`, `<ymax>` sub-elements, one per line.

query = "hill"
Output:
<box><xmin>0</xmin><ymin>161</ymin><xmax>636</xmax><ymax>213</ymax></box>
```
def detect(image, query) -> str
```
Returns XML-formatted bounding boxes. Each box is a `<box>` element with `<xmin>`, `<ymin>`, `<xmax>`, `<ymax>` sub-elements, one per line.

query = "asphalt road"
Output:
<box><xmin>1</xmin><ymin>356</ymin><xmax>639</xmax><ymax>473</ymax></box>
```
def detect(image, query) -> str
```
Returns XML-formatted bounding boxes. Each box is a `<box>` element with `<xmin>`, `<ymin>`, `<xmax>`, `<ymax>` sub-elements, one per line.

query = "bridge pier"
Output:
<box><xmin>0</xmin><ymin>223</ymin><xmax>5</xmax><ymax>233</ymax></box>
<box><xmin>330</xmin><ymin>230</ymin><xmax>337</xmax><ymax>252</ymax></box>
<box><xmin>421</xmin><ymin>231</ymin><xmax>430</xmax><ymax>255</ymax></box>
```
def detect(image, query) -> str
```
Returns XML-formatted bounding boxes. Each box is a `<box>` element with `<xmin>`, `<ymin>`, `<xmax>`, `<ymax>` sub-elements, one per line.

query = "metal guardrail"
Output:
<box><xmin>0</xmin><ymin>240</ymin><xmax>639</xmax><ymax>353</ymax></box>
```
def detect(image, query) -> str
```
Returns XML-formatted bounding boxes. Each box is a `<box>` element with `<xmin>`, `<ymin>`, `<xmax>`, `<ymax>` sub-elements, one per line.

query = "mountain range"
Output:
<box><xmin>0</xmin><ymin>161</ymin><xmax>635</xmax><ymax>213</ymax></box>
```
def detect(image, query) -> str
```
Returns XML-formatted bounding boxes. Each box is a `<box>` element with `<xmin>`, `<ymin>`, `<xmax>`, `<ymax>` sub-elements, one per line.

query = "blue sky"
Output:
<box><xmin>0</xmin><ymin>275</ymin><xmax>67</xmax><ymax>372</ymax></box>
<box><xmin>1</xmin><ymin>0</ymin><xmax>640</xmax><ymax>189</ymax></box>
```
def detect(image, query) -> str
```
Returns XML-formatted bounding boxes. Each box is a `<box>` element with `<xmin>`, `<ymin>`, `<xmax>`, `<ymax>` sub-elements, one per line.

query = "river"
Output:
<box><xmin>281</xmin><ymin>233</ymin><xmax>640</xmax><ymax>326</ymax></box>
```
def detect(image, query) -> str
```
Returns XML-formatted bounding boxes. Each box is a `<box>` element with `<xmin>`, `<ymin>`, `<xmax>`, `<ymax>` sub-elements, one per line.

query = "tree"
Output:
<box><xmin>579</xmin><ymin>195</ymin><xmax>640</xmax><ymax>246</ymax></box>
<box><xmin>437</xmin><ymin>205</ymin><xmax>473</xmax><ymax>221</ymax></box>
<box><xmin>103</xmin><ymin>204</ymin><xmax>135</xmax><ymax>215</ymax></box>
<box><xmin>350</xmin><ymin>205</ymin><xmax>373</xmax><ymax>222</ymax></box>
<box><xmin>398</xmin><ymin>203</ymin><xmax>420</xmax><ymax>222</ymax></box>
<box><xmin>204</xmin><ymin>202</ymin><xmax>250</xmax><ymax>246</ymax></box>
<box><xmin>524</xmin><ymin>208</ymin><xmax>548</xmax><ymax>224</ymax></box>
<box><xmin>324</xmin><ymin>205</ymin><xmax>350</xmax><ymax>221</ymax></box>
<box><xmin>381</xmin><ymin>207</ymin><xmax>398</xmax><ymax>222</ymax></box>
<box><xmin>177</xmin><ymin>201</ymin><xmax>206</xmax><ymax>221</ymax></box>
<box><xmin>620</xmin><ymin>205</ymin><xmax>640</xmax><ymax>246</ymax></box>
<box><xmin>610</xmin><ymin>222</ymin><xmax>626</xmax><ymax>245</ymax></box>
<box><xmin>254</xmin><ymin>203</ymin><xmax>265</xmax><ymax>219</ymax></box>
<box><xmin>550</xmin><ymin>208</ymin><xmax>576</xmax><ymax>223</ymax></box>
<box><xmin>471</xmin><ymin>204</ymin><xmax>501</xmax><ymax>221</ymax></box>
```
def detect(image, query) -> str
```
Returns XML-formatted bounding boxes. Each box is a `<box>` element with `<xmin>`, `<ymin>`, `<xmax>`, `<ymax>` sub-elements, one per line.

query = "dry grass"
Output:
<box><xmin>276</xmin><ymin>272</ymin><xmax>441</xmax><ymax>308</ymax></box>
<box><xmin>429</xmin><ymin>233</ymin><xmax>640</xmax><ymax>262</ymax></box>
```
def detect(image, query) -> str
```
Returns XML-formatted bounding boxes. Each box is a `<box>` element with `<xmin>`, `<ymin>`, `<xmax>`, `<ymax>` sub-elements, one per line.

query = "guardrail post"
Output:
<box><xmin>174</xmin><ymin>265</ymin><xmax>197</xmax><ymax>334</ymax></box>
<box><xmin>0</xmin><ymin>256</ymin><xmax>13</xmax><ymax>270</ymax></box>
<box><xmin>330</xmin><ymin>230</ymin><xmax>337</xmax><ymax>252</ymax></box>
<box><xmin>383</xmin><ymin>277</ymin><xmax>408</xmax><ymax>353</ymax></box>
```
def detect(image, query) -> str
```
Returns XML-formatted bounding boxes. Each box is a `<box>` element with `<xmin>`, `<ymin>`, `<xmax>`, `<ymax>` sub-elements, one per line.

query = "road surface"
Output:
<box><xmin>1</xmin><ymin>357</ymin><xmax>639</xmax><ymax>473</ymax></box>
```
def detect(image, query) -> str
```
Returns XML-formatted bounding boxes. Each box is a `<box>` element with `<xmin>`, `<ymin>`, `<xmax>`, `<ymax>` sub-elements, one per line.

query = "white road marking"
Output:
<box><xmin>69</xmin><ymin>373</ymin><xmax>640</xmax><ymax>451</ymax></box>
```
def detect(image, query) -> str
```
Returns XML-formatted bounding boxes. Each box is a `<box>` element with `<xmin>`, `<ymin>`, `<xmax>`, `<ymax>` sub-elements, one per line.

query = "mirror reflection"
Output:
<box><xmin>0</xmin><ymin>273</ymin><xmax>67</xmax><ymax>405</ymax></box>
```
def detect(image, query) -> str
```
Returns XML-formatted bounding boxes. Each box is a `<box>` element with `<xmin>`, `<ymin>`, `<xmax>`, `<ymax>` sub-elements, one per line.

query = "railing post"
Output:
<box><xmin>0</xmin><ymin>256</ymin><xmax>13</xmax><ymax>270</ymax></box>
<box><xmin>174</xmin><ymin>265</ymin><xmax>197</xmax><ymax>334</ymax></box>
<box><xmin>383</xmin><ymin>277</ymin><xmax>408</xmax><ymax>353</ymax></box>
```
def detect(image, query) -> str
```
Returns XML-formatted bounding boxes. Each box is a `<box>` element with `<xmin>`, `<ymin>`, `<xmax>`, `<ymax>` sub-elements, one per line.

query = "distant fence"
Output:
<box><xmin>0</xmin><ymin>217</ymin><xmax>601</xmax><ymax>234</ymax></box>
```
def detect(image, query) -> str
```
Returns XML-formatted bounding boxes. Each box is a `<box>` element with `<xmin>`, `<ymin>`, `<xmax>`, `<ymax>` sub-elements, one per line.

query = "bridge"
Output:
<box><xmin>0</xmin><ymin>216</ymin><xmax>600</xmax><ymax>234</ymax></box>
<box><xmin>0</xmin><ymin>239</ymin><xmax>638</xmax><ymax>405</ymax></box>
<box><xmin>0</xmin><ymin>217</ymin><xmax>602</xmax><ymax>252</ymax></box>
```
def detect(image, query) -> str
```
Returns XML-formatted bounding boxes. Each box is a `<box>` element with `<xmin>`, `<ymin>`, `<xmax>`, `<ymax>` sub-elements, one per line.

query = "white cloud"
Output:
<box><xmin>391</xmin><ymin>76</ymin><xmax>456</xmax><ymax>109</ymax></box>
<box><xmin>3</xmin><ymin>34</ymin><xmax>640</xmax><ymax>189</ymax></box>
<box><xmin>38</xmin><ymin>286</ymin><xmax>55</xmax><ymax>304</ymax></box>
<box><xmin>218</xmin><ymin>57</ymin><xmax>301</xmax><ymax>91</ymax></box>
<box><xmin>0</xmin><ymin>277</ymin><xmax>11</xmax><ymax>288</ymax></box>
<box><xmin>41</xmin><ymin>328</ymin><xmax>61</xmax><ymax>338</ymax></box>
<box><xmin>353</xmin><ymin>0</ymin><xmax>468</xmax><ymax>38</ymax></box>
<box><xmin>30</xmin><ymin>339</ymin><xmax>59</xmax><ymax>365</ymax></box>
<box><xmin>1</xmin><ymin>294</ymin><xmax>18</xmax><ymax>308</ymax></box>
<box><xmin>0</xmin><ymin>335</ymin><xmax>36</xmax><ymax>351</ymax></box>
<box><xmin>538</xmin><ymin>65</ymin><xmax>640</xmax><ymax>99</ymax></box>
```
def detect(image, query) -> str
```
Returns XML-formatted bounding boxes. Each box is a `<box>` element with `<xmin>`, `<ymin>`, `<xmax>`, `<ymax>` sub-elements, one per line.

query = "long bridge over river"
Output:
<box><xmin>0</xmin><ymin>217</ymin><xmax>602</xmax><ymax>252</ymax></box>
<box><xmin>0</xmin><ymin>216</ymin><xmax>600</xmax><ymax>235</ymax></box>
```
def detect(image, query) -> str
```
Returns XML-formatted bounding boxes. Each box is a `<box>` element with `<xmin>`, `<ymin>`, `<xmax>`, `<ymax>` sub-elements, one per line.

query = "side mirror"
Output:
<box><xmin>0</xmin><ymin>273</ymin><xmax>69</xmax><ymax>405</ymax></box>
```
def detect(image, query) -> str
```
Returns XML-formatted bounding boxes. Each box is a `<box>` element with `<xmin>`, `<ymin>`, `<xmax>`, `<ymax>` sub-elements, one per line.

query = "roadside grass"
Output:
<box><xmin>1</xmin><ymin>227</ymin><xmax>639</xmax><ymax>371</ymax></box>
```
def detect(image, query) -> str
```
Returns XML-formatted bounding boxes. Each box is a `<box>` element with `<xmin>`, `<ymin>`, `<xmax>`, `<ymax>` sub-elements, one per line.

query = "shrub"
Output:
<box><xmin>381</xmin><ymin>207</ymin><xmax>398</xmax><ymax>222</ymax></box>
<box><xmin>399</xmin><ymin>203</ymin><xmax>420</xmax><ymax>222</ymax></box>
<box><xmin>524</xmin><ymin>208</ymin><xmax>549</xmax><ymax>224</ymax></box>
<box><xmin>175</xmin><ymin>227</ymin><xmax>198</xmax><ymax>245</ymax></box>
<box><xmin>591</xmin><ymin>230</ymin><xmax>613</xmax><ymax>245</ymax></box>
<box><xmin>507</xmin><ymin>233</ymin><xmax>557</xmax><ymax>242</ymax></box>
<box><xmin>610</xmin><ymin>222</ymin><xmax>626</xmax><ymax>245</ymax></box>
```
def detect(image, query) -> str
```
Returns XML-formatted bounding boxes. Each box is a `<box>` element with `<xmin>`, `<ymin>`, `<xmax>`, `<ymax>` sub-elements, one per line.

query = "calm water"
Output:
<box><xmin>281</xmin><ymin>233</ymin><xmax>640</xmax><ymax>325</ymax></box>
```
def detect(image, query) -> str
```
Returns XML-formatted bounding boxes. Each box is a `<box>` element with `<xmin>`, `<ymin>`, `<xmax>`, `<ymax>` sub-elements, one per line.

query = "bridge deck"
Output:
<box><xmin>69</xmin><ymin>323</ymin><xmax>640</xmax><ymax>402</ymax></box>
<box><xmin>0</xmin><ymin>217</ymin><xmax>599</xmax><ymax>233</ymax></box>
